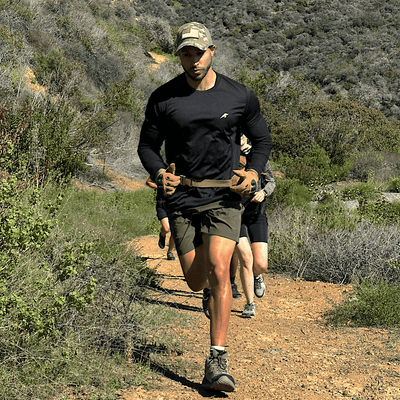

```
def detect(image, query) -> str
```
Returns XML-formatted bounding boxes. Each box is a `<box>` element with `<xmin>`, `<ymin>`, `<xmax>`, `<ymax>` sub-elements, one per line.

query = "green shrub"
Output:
<box><xmin>0</xmin><ymin>176</ymin><xmax>101</xmax><ymax>399</ymax></box>
<box><xmin>0</xmin><ymin>175</ymin><xmax>53</xmax><ymax>271</ymax></box>
<box><xmin>326</xmin><ymin>280</ymin><xmax>400</xmax><ymax>327</ymax></box>
<box><xmin>73</xmin><ymin>70</ymin><xmax>142</xmax><ymax>155</ymax></box>
<box><xmin>238</xmin><ymin>69</ymin><xmax>279</xmax><ymax>98</ymax></box>
<box><xmin>358</xmin><ymin>200</ymin><xmax>400</xmax><ymax>226</ymax></box>
<box><xmin>300</xmin><ymin>99</ymin><xmax>400</xmax><ymax>156</ymax></box>
<box><xmin>0</xmin><ymin>175</ymin><xmax>95</xmax><ymax>337</ymax></box>
<box><xmin>0</xmin><ymin>178</ymin><xmax>186</xmax><ymax>399</ymax></box>
<box><xmin>267</xmin><ymin>177</ymin><xmax>313</xmax><ymax>209</ymax></box>
<box><xmin>33</xmin><ymin>49</ymin><xmax>83</xmax><ymax>97</ymax></box>
<box><xmin>269</xmin><ymin>120</ymin><xmax>313</xmax><ymax>160</ymax></box>
<box><xmin>263</xmin><ymin>98</ymin><xmax>400</xmax><ymax>172</ymax></box>
<box><xmin>1</xmin><ymin>69</ymin><xmax>141</xmax><ymax>185</ymax></box>
<box><xmin>313</xmin><ymin>195</ymin><xmax>356</xmax><ymax>231</ymax></box>
<box><xmin>285</xmin><ymin>146</ymin><xmax>352</xmax><ymax>185</ymax></box>
<box><xmin>0</xmin><ymin>99</ymin><xmax>85</xmax><ymax>184</ymax></box>
<box><xmin>387</xmin><ymin>177</ymin><xmax>400</xmax><ymax>193</ymax></box>
<box><xmin>341</xmin><ymin>182</ymin><xmax>379</xmax><ymax>202</ymax></box>
<box><xmin>138</xmin><ymin>15</ymin><xmax>174</xmax><ymax>53</ymax></box>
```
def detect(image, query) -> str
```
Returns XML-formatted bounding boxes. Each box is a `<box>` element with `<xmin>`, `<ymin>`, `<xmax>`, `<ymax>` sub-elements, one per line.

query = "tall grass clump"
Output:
<box><xmin>58</xmin><ymin>186</ymin><xmax>159</xmax><ymax>250</ymax></box>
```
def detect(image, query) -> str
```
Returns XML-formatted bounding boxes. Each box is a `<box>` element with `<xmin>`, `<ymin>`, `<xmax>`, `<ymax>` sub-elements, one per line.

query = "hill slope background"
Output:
<box><xmin>1</xmin><ymin>0</ymin><xmax>400</xmax><ymax>183</ymax></box>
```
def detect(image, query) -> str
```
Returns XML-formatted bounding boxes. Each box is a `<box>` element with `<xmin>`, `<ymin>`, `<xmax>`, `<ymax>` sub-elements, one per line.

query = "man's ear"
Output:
<box><xmin>209</xmin><ymin>45</ymin><xmax>216</xmax><ymax>54</ymax></box>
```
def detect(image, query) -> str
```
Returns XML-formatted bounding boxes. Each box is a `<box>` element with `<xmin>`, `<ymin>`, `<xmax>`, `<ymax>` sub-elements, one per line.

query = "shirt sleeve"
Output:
<box><xmin>137</xmin><ymin>93</ymin><xmax>168</xmax><ymax>180</ymax></box>
<box><xmin>240</xmin><ymin>87</ymin><xmax>273</xmax><ymax>177</ymax></box>
<box><xmin>156</xmin><ymin>194</ymin><xmax>168</xmax><ymax>220</ymax></box>
<box><xmin>262</xmin><ymin>161</ymin><xmax>276</xmax><ymax>197</ymax></box>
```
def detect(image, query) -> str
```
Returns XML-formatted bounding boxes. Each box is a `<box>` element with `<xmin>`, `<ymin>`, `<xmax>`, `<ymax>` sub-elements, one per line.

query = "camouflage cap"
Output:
<box><xmin>176</xmin><ymin>22</ymin><xmax>213</xmax><ymax>54</ymax></box>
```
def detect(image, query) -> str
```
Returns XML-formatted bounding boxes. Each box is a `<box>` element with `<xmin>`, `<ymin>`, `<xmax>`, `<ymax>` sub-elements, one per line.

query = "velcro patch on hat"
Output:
<box><xmin>182</xmin><ymin>28</ymin><xmax>200</xmax><ymax>39</ymax></box>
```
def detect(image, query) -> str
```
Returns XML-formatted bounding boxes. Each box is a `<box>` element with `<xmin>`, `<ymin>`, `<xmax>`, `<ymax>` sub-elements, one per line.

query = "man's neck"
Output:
<box><xmin>186</xmin><ymin>70</ymin><xmax>217</xmax><ymax>91</ymax></box>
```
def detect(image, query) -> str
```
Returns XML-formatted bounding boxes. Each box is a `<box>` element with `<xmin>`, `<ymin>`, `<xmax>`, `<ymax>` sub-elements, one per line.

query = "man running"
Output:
<box><xmin>137</xmin><ymin>21</ymin><xmax>272</xmax><ymax>392</ymax></box>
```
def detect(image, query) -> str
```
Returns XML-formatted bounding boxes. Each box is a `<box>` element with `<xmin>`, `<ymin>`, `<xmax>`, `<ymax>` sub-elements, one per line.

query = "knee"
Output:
<box><xmin>160</xmin><ymin>225</ymin><xmax>170</xmax><ymax>235</ymax></box>
<box><xmin>254</xmin><ymin>259</ymin><xmax>268</xmax><ymax>274</ymax></box>
<box><xmin>208</xmin><ymin>263</ymin><xmax>230</xmax><ymax>288</ymax></box>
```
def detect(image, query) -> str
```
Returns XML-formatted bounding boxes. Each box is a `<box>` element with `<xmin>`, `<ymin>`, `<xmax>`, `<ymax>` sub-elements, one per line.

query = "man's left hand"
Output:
<box><xmin>251</xmin><ymin>190</ymin><xmax>265</xmax><ymax>203</ymax></box>
<box><xmin>230</xmin><ymin>169</ymin><xmax>258</xmax><ymax>196</ymax></box>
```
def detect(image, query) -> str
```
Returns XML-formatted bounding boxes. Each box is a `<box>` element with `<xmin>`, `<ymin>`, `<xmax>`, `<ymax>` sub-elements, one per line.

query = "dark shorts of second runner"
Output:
<box><xmin>240</xmin><ymin>212</ymin><xmax>268</xmax><ymax>243</ymax></box>
<box><xmin>168</xmin><ymin>200</ymin><xmax>243</xmax><ymax>256</ymax></box>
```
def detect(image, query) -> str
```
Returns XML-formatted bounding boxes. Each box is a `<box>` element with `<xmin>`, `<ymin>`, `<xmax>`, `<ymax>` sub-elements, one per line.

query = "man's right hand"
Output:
<box><xmin>155</xmin><ymin>163</ymin><xmax>180</xmax><ymax>196</ymax></box>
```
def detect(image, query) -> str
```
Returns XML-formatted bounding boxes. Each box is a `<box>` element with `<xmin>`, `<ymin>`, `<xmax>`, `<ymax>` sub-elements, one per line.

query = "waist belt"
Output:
<box><xmin>180</xmin><ymin>176</ymin><xmax>232</xmax><ymax>188</ymax></box>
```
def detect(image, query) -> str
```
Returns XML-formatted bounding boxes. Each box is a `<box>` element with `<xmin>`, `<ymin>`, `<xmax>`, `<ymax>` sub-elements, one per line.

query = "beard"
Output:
<box><xmin>183</xmin><ymin>59</ymin><xmax>212</xmax><ymax>82</ymax></box>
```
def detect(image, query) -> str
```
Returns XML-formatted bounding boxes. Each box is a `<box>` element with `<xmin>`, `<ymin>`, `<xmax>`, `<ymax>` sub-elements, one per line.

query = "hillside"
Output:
<box><xmin>1</xmin><ymin>0</ymin><xmax>400</xmax><ymax>184</ymax></box>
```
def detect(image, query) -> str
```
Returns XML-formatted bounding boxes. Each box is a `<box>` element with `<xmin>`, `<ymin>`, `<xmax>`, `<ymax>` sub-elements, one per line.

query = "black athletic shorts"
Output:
<box><xmin>240</xmin><ymin>212</ymin><xmax>268</xmax><ymax>243</ymax></box>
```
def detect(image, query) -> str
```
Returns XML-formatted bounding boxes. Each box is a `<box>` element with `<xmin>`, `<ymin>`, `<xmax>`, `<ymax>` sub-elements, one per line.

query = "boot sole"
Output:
<box><xmin>203</xmin><ymin>375</ymin><xmax>235</xmax><ymax>392</ymax></box>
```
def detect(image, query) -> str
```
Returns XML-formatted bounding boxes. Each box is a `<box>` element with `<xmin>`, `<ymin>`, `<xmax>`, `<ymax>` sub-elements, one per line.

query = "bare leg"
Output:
<box><xmin>178</xmin><ymin>247</ymin><xmax>209</xmax><ymax>292</ymax></box>
<box><xmin>167</xmin><ymin>235</ymin><xmax>175</xmax><ymax>252</ymax></box>
<box><xmin>236</xmin><ymin>236</ymin><xmax>254</xmax><ymax>305</ymax></box>
<box><xmin>203</xmin><ymin>234</ymin><xmax>236</xmax><ymax>346</ymax></box>
<box><xmin>229</xmin><ymin>249</ymin><xmax>242</xmax><ymax>298</ymax></box>
<box><xmin>160</xmin><ymin>217</ymin><xmax>170</xmax><ymax>236</ymax></box>
<box><xmin>252</xmin><ymin>242</ymin><xmax>268</xmax><ymax>276</ymax></box>
<box><xmin>230</xmin><ymin>251</ymin><xmax>239</xmax><ymax>281</ymax></box>
<box><xmin>178</xmin><ymin>234</ymin><xmax>235</xmax><ymax>345</ymax></box>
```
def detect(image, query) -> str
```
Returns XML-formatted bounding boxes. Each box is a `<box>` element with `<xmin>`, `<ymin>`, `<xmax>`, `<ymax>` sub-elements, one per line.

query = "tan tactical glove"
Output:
<box><xmin>230</xmin><ymin>169</ymin><xmax>259</xmax><ymax>196</ymax></box>
<box><xmin>155</xmin><ymin>163</ymin><xmax>180</xmax><ymax>196</ymax></box>
<box><xmin>145</xmin><ymin>176</ymin><xmax>157</xmax><ymax>189</ymax></box>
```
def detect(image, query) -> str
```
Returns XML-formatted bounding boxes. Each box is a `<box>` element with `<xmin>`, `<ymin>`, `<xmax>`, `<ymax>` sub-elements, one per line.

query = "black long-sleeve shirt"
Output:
<box><xmin>138</xmin><ymin>72</ymin><xmax>272</xmax><ymax>210</ymax></box>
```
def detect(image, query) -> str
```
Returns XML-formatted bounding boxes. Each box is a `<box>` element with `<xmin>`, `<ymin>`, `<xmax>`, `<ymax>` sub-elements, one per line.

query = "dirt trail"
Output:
<box><xmin>73</xmin><ymin>172</ymin><xmax>400</xmax><ymax>399</ymax></box>
<box><xmin>120</xmin><ymin>233</ymin><xmax>400</xmax><ymax>400</ymax></box>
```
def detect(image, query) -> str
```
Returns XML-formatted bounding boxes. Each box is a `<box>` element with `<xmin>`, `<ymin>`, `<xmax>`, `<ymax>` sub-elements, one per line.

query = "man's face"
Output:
<box><xmin>178</xmin><ymin>45</ymin><xmax>215</xmax><ymax>82</ymax></box>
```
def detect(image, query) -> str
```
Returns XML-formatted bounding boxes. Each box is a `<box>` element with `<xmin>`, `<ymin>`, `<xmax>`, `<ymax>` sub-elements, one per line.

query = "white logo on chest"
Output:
<box><xmin>220</xmin><ymin>113</ymin><xmax>229</xmax><ymax>119</ymax></box>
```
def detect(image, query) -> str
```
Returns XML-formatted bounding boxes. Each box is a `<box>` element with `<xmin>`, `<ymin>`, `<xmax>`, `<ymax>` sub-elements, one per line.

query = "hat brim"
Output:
<box><xmin>176</xmin><ymin>39</ymin><xmax>210</xmax><ymax>54</ymax></box>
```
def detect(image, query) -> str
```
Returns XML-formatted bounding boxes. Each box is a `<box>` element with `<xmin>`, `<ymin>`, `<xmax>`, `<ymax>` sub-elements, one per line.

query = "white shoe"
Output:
<box><xmin>254</xmin><ymin>274</ymin><xmax>266</xmax><ymax>298</ymax></box>
<box><xmin>242</xmin><ymin>302</ymin><xmax>256</xmax><ymax>318</ymax></box>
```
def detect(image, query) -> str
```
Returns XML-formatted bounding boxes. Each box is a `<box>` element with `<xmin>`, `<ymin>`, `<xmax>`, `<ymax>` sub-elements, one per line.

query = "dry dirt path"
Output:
<box><xmin>120</xmin><ymin>233</ymin><xmax>400</xmax><ymax>400</ymax></box>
